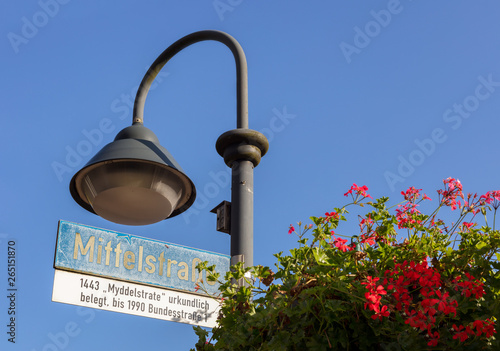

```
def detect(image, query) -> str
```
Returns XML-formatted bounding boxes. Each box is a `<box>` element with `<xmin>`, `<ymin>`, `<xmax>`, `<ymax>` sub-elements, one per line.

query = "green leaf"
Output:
<box><xmin>298</xmin><ymin>238</ymin><xmax>308</xmax><ymax>245</ymax></box>
<box><xmin>312</xmin><ymin>247</ymin><xmax>331</xmax><ymax>265</ymax></box>
<box><xmin>325</xmin><ymin>299</ymin><xmax>346</xmax><ymax>313</ymax></box>
<box><xmin>476</xmin><ymin>241</ymin><xmax>488</xmax><ymax>250</ymax></box>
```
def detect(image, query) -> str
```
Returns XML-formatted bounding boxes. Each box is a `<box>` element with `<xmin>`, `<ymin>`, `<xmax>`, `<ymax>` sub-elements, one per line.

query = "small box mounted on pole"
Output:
<box><xmin>210</xmin><ymin>201</ymin><xmax>231</xmax><ymax>234</ymax></box>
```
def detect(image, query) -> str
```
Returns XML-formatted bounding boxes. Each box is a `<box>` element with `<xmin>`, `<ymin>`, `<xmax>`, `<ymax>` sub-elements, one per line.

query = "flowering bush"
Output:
<box><xmin>192</xmin><ymin>179</ymin><xmax>500</xmax><ymax>350</ymax></box>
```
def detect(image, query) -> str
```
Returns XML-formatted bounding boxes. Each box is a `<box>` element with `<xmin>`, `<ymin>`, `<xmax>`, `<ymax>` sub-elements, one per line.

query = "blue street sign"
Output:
<box><xmin>54</xmin><ymin>220</ymin><xmax>229</xmax><ymax>296</ymax></box>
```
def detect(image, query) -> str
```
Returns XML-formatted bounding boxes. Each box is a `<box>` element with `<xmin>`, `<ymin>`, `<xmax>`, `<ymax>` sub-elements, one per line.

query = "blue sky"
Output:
<box><xmin>2</xmin><ymin>1</ymin><xmax>500</xmax><ymax>350</ymax></box>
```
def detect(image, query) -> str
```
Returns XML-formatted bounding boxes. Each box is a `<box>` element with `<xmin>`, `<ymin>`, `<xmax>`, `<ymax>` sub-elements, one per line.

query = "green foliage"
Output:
<box><xmin>191</xmin><ymin>180</ymin><xmax>500</xmax><ymax>350</ymax></box>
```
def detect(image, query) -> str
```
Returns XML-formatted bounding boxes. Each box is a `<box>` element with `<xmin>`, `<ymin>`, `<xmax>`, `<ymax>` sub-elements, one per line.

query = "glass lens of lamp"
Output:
<box><xmin>77</xmin><ymin>161</ymin><xmax>188</xmax><ymax>225</ymax></box>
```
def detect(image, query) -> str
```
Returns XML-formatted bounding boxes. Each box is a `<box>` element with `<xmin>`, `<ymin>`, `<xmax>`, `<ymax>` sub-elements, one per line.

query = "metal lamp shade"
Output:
<box><xmin>69</xmin><ymin>123</ymin><xmax>196</xmax><ymax>226</ymax></box>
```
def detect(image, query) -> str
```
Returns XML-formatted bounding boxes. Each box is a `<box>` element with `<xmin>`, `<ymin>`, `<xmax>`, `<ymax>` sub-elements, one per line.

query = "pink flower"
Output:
<box><xmin>481</xmin><ymin>190</ymin><xmax>500</xmax><ymax>209</ymax></box>
<box><xmin>344</xmin><ymin>183</ymin><xmax>372</xmax><ymax>199</ymax></box>
<box><xmin>360</xmin><ymin>234</ymin><xmax>376</xmax><ymax>246</ymax></box>
<box><xmin>401</xmin><ymin>186</ymin><xmax>420</xmax><ymax>201</ymax></box>
<box><xmin>371</xmin><ymin>305</ymin><xmax>390</xmax><ymax>320</ymax></box>
<box><xmin>438</xmin><ymin>178</ymin><xmax>464</xmax><ymax>211</ymax></box>
<box><xmin>359</xmin><ymin>215</ymin><xmax>374</xmax><ymax>230</ymax></box>
<box><xmin>288</xmin><ymin>225</ymin><xmax>295</xmax><ymax>234</ymax></box>
<box><xmin>332</xmin><ymin>236</ymin><xmax>351</xmax><ymax>252</ymax></box>
<box><xmin>324</xmin><ymin>212</ymin><xmax>339</xmax><ymax>221</ymax></box>
<box><xmin>427</xmin><ymin>331</ymin><xmax>440</xmax><ymax>347</ymax></box>
<box><xmin>462</xmin><ymin>222</ymin><xmax>474</xmax><ymax>230</ymax></box>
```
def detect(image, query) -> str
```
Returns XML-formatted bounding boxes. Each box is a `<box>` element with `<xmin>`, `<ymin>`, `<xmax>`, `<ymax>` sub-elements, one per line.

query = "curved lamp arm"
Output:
<box><xmin>133</xmin><ymin>30</ymin><xmax>249</xmax><ymax>129</ymax></box>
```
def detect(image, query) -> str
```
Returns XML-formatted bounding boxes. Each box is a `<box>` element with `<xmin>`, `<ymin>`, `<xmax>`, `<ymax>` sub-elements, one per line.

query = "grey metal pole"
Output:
<box><xmin>230</xmin><ymin>160</ymin><xmax>254</xmax><ymax>268</ymax></box>
<box><xmin>132</xmin><ymin>30</ymin><xmax>269</xmax><ymax>273</ymax></box>
<box><xmin>216</xmin><ymin>128</ymin><xmax>268</xmax><ymax>271</ymax></box>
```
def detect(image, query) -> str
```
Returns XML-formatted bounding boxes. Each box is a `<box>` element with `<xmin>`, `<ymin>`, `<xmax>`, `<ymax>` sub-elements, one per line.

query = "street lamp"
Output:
<box><xmin>70</xmin><ymin>30</ymin><xmax>269</xmax><ymax>268</ymax></box>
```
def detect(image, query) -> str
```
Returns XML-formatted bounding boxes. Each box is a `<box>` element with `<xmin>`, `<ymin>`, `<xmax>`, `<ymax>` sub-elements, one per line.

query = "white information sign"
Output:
<box><xmin>52</xmin><ymin>270</ymin><xmax>220</xmax><ymax>328</ymax></box>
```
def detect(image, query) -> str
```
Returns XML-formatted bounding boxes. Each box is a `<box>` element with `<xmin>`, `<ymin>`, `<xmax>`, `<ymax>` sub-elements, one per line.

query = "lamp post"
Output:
<box><xmin>69</xmin><ymin>30</ymin><xmax>269</xmax><ymax>270</ymax></box>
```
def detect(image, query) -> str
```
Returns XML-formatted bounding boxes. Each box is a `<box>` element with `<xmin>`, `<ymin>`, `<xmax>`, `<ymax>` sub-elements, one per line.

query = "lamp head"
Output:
<box><xmin>70</xmin><ymin>123</ymin><xmax>196</xmax><ymax>226</ymax></box>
